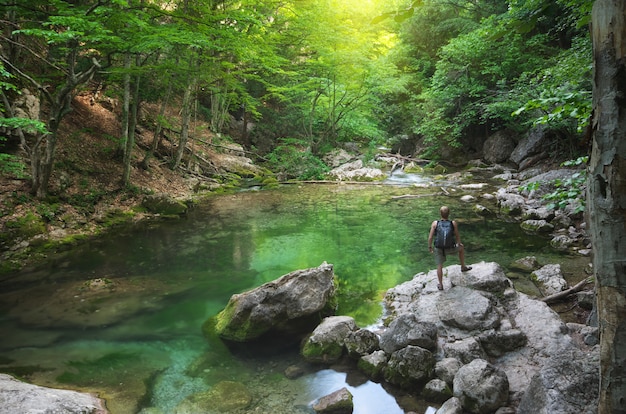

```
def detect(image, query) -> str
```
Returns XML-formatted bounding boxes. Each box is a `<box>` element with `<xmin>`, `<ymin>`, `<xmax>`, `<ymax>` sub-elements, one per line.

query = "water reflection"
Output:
<box><xmin>0</xmin><ymin>180</ymin><xmax>566</xmax><ymax>413</ymax></box>
<box><xmin>304</xmin><ymin>369</ymin><xmax>405</xmax><ymax>414</ymax></box>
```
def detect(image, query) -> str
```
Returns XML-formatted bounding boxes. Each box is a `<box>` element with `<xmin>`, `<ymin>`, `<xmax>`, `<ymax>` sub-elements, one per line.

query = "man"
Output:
<box><xmin>428</xmin><ymin>206</ymin><xmax>472</xmax><ymax>290</ymax></box>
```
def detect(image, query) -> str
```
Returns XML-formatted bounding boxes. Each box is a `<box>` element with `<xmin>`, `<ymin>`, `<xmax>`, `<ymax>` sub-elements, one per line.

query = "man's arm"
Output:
<box><xmin>453</xmin><ymin>220</ymin><xmax>462</xmax><ymax>245</ymax></box>
<box><xmin>428</xmin><ymin>221</ymin><xmax>437</xmax><ymax>251</ymax></box>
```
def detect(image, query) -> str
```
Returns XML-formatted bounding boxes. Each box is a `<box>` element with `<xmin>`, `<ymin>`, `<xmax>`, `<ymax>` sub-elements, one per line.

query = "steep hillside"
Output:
<box><xmin>0</xmin><ymin>93</ymin><xmax>264</xmax><ymax>273</ymax></box>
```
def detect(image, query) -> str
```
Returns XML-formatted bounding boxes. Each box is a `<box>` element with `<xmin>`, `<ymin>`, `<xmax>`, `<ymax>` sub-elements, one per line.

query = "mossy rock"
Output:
<box><xmin>141</xmin><ymin>194</ymin><xmax>188</xmax><ymax>216</ymax></box>
<box><xmin>5</xmin><ymin>212</ymin><xmax>46</xmax><ymax>239</ymax></box>
<box><xmin>301</xmin><ymin>339</ymin><xmax>344</xmax><ymax>364</ymax></box>
<box><xmin>176</xmin><ymin>381</ymin><xmax>252</xmax><ymax>413</ymax></box>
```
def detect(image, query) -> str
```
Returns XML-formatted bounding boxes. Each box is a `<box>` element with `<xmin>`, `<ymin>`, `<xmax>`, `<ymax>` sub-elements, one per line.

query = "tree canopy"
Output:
<box><xmin>1</xmin><ymin>0</ymin><xmax>594</xmax><ymax>189</ymax></box>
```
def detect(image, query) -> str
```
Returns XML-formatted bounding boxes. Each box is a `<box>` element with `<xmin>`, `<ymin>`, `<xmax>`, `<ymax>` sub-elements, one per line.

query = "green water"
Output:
<box><xmin>0</xmin><ymin>181</ymin><xmax>572</xmax><ymax>413</ymax></box>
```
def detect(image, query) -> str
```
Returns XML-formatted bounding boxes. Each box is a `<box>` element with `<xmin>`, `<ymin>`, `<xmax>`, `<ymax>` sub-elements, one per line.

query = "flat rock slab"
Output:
<box><xmin>0</xmin><ymin>373</ymin><xmax>108</xmax><ymax>414</ymax></box>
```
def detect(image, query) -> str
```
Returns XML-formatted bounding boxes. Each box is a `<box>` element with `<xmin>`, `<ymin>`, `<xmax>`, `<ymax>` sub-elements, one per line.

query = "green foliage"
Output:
<box><xmin>521</xmin><ymin>156</ymin><xmax>588</xmax><ymax>213</ymax></box>
<box><xmin>4</xmin><ymin>212</ymin><xmax>46</xmax><ymax>239</ymax></box>
<box><xmin>542</xmin><ymin>156</ymin><xmax>588</xmax><ymax>213</ymax></box>
<box><xmin>264</xmin><ymin>138</ymin><xmax>329</xmax><ymax>180</ymax></box>
<box><xmin>512</xmin><ymin>36</ymin><xmax>592</xmax><ymax>134</ymax></box>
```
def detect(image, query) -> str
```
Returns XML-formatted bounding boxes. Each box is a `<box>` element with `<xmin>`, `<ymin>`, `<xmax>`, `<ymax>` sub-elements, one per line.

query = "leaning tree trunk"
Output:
<box><xmin>589</xmin><ymin>1</ymin><xmax>626</xmax><ymax>413</ymax></box>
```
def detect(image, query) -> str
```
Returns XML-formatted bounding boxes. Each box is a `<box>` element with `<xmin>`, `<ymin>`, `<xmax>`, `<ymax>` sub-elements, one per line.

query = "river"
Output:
<box><xmin>0</xmin><ymin>174</ymin><xmax>582</xmax><ymax>413</ymax></box>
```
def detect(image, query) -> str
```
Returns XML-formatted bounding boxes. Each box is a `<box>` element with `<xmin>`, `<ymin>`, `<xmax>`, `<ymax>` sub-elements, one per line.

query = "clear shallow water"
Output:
<box><xmin>0</xmin><ymin>180</ymin><xmax>571</xmax><ymax>413</ymax></box>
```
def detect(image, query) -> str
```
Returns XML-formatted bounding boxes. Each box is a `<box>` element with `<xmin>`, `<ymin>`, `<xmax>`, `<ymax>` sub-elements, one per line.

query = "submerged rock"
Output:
<box><xmin>174</xmin><ymin>380</ymin><xmax>252</xmax><ymax>413</ymax></box>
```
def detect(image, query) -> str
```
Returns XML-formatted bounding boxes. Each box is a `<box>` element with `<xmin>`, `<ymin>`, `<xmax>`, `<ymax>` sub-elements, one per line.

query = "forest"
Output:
<box><xmin>3</xmin><ymin>1</ymin><xmax>626</xmax><ymax>412</ymax></box>
<box><xmin>0</xmin><ymin>0</ymin><xmax>593</xmax><ymax>197</ymax></box>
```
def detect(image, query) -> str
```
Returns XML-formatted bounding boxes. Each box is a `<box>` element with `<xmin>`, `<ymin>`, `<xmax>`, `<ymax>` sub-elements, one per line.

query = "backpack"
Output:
<box><xmin>434</xmin><ymin>220</ymin><xmax>456</xmax><ymax>249</ymax></box>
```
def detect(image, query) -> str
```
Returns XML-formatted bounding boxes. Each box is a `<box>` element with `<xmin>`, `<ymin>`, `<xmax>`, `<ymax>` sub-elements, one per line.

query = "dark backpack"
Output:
<box><xmin>434</xmin><ymin>220</ymin><xmax>455</xmax><ymax>249</ymax></box>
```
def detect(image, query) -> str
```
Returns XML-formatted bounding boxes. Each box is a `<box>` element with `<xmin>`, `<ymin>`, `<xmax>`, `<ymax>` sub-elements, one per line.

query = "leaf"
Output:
<box><xmin>371</xmin><ymin>12</ymin><xmax>393</xmax><ymax>25</ymax></box>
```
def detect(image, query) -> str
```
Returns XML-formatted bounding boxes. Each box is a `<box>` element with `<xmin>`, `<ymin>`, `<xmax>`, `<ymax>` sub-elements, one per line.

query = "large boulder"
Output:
<box><xmin>328</xmin><ymin>160</ymin><xmax>385</xmax><ymax>181</ymax></box>
<box><xmin>344</xmin><ymin>328</ymin><xmax>380</xmax><ymax>358</ymax></box>
<box><xmin>483</xmin><ymin>130</ymin><xmax>517</xmax><ymax>164</ymax></box>
<box><xmin>510</xmin><ymin>126</ymin><xmax>547</xmax><ymax>167</ymax></box>
<box><xmin>210</xmin><ymin>262</ymin><xmax>337</xmax><ymax>345</ymax></box>
<box><xmin>383</xmin><ymin>345</ymin><xmax>435</xmax><ymax>388</ymax></box>
<box><xmin>517</xmin><ymin>348</ymin><xmax>599</xmax><ymax>414</ymax></box>
<box><xmin>436</xmin><ymin>287</ymin><xmax>500</xmax><ymax>331</ymax></box>
<box><xmin>0</xmin><ymin>374</ymin><xmax>108</xmax><ymax>414</ymax></box>
<box><xmin>453</xmin><ymin>359</ymin><xmax>509</xmax><ymax>414</ymax></box>
<box><xmin>379</xmin><ymin>313</ymin><xmax>437</xmax><ymax>353</ymax></box>
<box><xmin>301</xmin><ymin>315</ymin><xmax>358</xmax><ymax>363</ymax></box>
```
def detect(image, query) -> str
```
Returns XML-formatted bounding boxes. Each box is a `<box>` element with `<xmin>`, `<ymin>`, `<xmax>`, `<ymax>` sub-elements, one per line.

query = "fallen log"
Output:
<box><xmin>542</xmin><ymin>276</ymin><xmax>594</xmax><ymax>304</ymax></box>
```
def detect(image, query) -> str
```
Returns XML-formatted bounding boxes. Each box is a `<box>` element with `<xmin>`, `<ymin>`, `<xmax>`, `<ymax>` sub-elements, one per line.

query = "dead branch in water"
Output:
<box><xmin>542</xmin><ymin>277</ymin><xmax>594</xmax><ymax>304</ymax></box>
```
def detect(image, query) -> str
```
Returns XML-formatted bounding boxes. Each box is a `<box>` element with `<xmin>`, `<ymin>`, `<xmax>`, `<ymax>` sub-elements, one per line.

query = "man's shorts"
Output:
<box><xmin>434</xmin><ymin>245</ymin><xmax>459</xmax><ymax>266</ymax></box>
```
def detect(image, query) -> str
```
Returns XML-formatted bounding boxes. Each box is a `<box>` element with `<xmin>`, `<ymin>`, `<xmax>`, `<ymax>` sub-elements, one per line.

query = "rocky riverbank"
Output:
<box><xmin>200</xmin><ymin>260</ymin><xmax>597</xmax><ymax>414</ymax></box>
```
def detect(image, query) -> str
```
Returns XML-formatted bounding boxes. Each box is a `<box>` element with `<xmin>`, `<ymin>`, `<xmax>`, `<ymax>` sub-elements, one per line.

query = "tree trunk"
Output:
<box><xmin>120</xmin><ymin>53</ymin><xmax>131</xmax><ymax>155</ymax></box>
<box><xmin>589</xmin><ymin>1</ymin><xmax>626</xmax><ymax>412</ymax></box>
<box><xmin>122</xmin><ymin>59</ymin><xmax>141</xmax><ymax>187</ymax></box>
<box><xmin>172</xmin><ymin>78</ymin><xmax>195</xmax><ymax>170</ymax></box>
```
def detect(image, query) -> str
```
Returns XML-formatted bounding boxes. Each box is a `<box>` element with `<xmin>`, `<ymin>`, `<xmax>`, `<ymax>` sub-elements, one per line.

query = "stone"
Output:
<box><xmin>435</xmin><ymin>357</ymin><xmax>462</xmax><ymax>386</ymax></box>
<box><xmin>520</xmin><ymin>169</ymin><xmax>578</xmax><ymax>199</ymax></box>
<box><xmin>448</xmin><ymin>261</ymin><xmax>511</xmax><ymax>293</ymax></box>
<box><xmin>142</xmin><ymin>193</ymin><xmax>188</xmax><ymax>216</ymax></box>
<box><xmin>508</xmin><ymin>256</ymin><xmax>540</xmax><ymax>273</ymax></box>
<box><xmin>550</xmin><ymin>234</ymin><xmax>574</xmax><ymax>251</ymax></box>
<box><xmin>473</xmin><ymin>204</ymin><xmax>496</xmax><ymax>217</ymax></box>
<box><xmin>436</xmin><ymin>397</ymin><xmax>463</xmax><ymax>414</ymax></box>
<box><xmin>211</xmin><ymin>262</ymin><xmax>337</xmax><ymax>344</ymax></box>
<box><xmin>478</xmin><ymin>329</ymin><xmax>527</xmax><ymax>357</ymax></box>
<box><xmin>483</xmin><ymin>130</ymin><xmax>517</xmax><ymax>164</ymax></box>
<box><xmin>436</xmin><ymin>287</ymin><xmax>500</xmax><ymax>331</ymax></box>
<box><xmin>357</xmin><ymin>350</ymin><xmax>388</xmax><ymax>380</ymax></box>
<box><xmin>521</xmin><ymin>207</ymin><xmax>555</xmax><ymax>221</ymax></box>
<box><xmin>384</xmin><ymin>261</ymin><xmax>599</xmax><ymax>412</ymax></box>
<box><xmin>323</xmin><ymin>149</ymin><xmax>355</xmax><ymax>168</ymax></box>
<box><xmin>284</xmin><ymin>365</ymin><xmax>306</xmax><ymax>379</ymax></box>
<box><xmin>460</xmin><ymin>195</ymin><xmax>476</xmax><ymax>202</ymax></box>
<box><xmin>175</xmin><ymin>381</ymin><xmax>251</xmax><ymax>413</ymax></box>
<box><xmin>383</xmin><ymin>345</ymin><xmax>435</xmax><ymax>388</ymax></box>
<box><xmin>453</xmin><ymin>359</ymin><xmax>509</xmax><ymax>414</ymax></box>
<box><xmin>423</xmin><ymin>378</ymin><xmax>453</xmax><ymax>403</ymax></box>
<box><xmin>0</xmin><ymin>374</ymin><xmax>108</xmax><ymax>414</ymax></box>
<box><xmin>496</xmin><ymin>189</ymin><xmax>525</xmax><ymax>216</ymax></box>
<box><xmin>301</xmin><ymin>316</ymin><xmax>358</xmax><ymax>363</ymax></box>
<box><xmin>312</xmin><ymin>387</ymin><xmax>353</xmax><ymax>414</ymax></box>
<box><xmin>517</xmin><ymin>349</ymin><xmax>599</xmax><ymax>414</ymax></box>
<box><xmin>379</xmin><ymin>313</ymin><xmax>438</xmax><ymax>353</ymax></box>
<box><xmin>443</xmin><ymin>337</ymin><xmax>487</xmax><ymax>364</ymax></box>
<box><xmin>344</xmin><ymin>328</ymin><xmax>379</xmax><ymax>358</ymax></box>
<box><xmin>531</xmin><ymin>264</ymin><xmax>567</xmax><ymax>296</ymax></box>
<box><xmin>576</xmin><ymin>290</ymin><xmax>595</xmax><ymax>310</ymax></box>
<box><xmin>510</xmin><ymin>125</ymin><xmax>546</xmax><ymax>166</ymax></box>
<box><xmin>520</xmin><ymin>219</ymin><xmax>554</xmax><ymax>234</ymax></box>
<box><xmin>328</xmin><ymin>160</ymin><xmax>384</xmax><ymax>181</ymax></box>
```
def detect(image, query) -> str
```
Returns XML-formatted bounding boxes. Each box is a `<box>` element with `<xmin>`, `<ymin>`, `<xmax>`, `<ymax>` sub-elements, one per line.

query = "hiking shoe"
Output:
<box><xmin>461</xmin><ymin>266</ymin><xmax>472</xmax><ymax>272</ymax></box>
<box><xmin>437</xmin><ymin>283</ymin><xmax>444</xmax><ymax>290</ymax></box>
